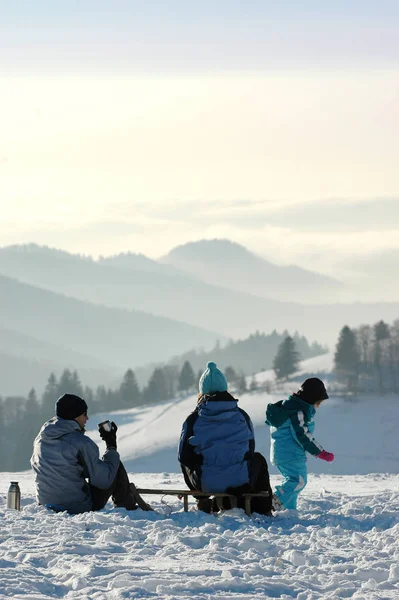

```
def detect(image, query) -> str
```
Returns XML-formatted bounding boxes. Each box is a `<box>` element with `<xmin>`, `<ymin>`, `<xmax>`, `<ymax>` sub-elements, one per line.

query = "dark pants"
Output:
<box><xmin>181</xmin><ymin>452</ymin><xmax>273</xmax><ymax>515</ymax></box>
<box><xmin>90</xmin><ymin>463</ymin><xmax>136</xmax><ymax>511</ymax></box>
<box><xmin>245</xmin><ymin>452</ymin><xmax>273</xmax><ymax>515</ymax></box>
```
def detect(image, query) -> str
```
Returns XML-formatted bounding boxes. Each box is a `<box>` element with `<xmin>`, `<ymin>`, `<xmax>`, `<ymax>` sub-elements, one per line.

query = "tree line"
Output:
<box><xmin>0</xmin><ymin>360</ymin><xmax>253</xmax><ymax>472</ymax></box>
<box><xmin>2</xmin><ymin>320</ymin><xmax>397</xmax><ymax>472</ymax></box>
<box><xmin>163</xmin><ymin>330</ymin><xmax>325</xmax><ymax>383</ymax></box>
<box><xmin>0</xmin><ymin>328</ymin><xmax>333</xmax><ymax>472</ymax></box>
<box><xmin>334</xmin><ymin>319</ymin><xmax>399</xmax><ymax>395</ymax></box>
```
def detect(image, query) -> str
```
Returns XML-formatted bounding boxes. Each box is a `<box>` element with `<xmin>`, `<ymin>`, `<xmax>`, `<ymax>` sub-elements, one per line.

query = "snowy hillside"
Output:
<box><xmin>1</xmin><ymin>353</ymin><xmax>399</xmax><ymax>599</ymax></box>
<box><xmin>87</xmin><ymin>352</ymin><xmax>399</xmax><ymax>476</ymax></box>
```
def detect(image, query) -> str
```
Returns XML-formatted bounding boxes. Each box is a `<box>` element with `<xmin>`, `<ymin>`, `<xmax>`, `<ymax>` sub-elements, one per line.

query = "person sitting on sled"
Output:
<box><xmin>265</xmin><ymin>377</ymin><xmax>334</xmax><ymax>510</ymax></box>
<box><xmin>178</xmin><ymin>361</ymin><xmax>273</xmax><ymax>515</ymax></box>
<box><xmin>31</xmin><ymin>393</ymin><xmax>150</xmax><ymax>514</ymax></box>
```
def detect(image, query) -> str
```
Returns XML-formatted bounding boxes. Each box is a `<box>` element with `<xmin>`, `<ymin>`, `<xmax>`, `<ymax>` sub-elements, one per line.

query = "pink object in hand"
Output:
<box><xmin>318</xmin><ymin>450</ymin><xmax>335</xmax><ymax>462</ymax></box>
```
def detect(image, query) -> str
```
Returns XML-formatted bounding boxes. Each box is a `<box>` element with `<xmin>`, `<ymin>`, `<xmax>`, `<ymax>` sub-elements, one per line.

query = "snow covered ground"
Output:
<box><xmin>1</xmin><ymin>472</ymin><xmax>399</xmax><ymax>599</ymax></box>
<box><xmin>1</xmin><ymin>352</ymin><xmax>399</xmax><ymax>599</ymax></box>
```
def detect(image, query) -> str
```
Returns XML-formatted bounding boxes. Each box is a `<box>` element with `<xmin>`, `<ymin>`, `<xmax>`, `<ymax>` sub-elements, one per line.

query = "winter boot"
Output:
<box><xmin>272</xmin><ymin>494</ymin><xmax>284</xmax><ymax>511</ymax></box>
<box><xmin>197</xmin><ymin>497</ymin><xmax>214</xmax><ymax>513</ymax></box>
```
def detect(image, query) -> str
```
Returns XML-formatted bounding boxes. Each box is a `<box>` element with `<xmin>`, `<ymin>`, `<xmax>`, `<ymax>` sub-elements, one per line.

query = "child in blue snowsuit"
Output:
<box><xmin>265</xmin><ymin>378</ymin><xmax>334</xmax><ymax>510</ymax></box>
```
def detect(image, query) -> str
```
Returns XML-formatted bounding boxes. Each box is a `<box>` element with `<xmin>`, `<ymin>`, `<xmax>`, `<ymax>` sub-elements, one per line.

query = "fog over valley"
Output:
<box><xmin>1</xmin><ymin>238</ymin><xmax>399</xmax><ymax>397</ymax></box>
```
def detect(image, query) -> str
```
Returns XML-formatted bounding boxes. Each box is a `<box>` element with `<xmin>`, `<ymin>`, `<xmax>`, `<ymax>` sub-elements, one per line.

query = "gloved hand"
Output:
<box><xmin>317</xmin><ymin>450</ymin><xmax>334</xmax><ymax>462</ymax></box>
<box><xmin>99</xmin><ymin>421</ymin><xmax>118</xmax><ymax>450</ymax></box>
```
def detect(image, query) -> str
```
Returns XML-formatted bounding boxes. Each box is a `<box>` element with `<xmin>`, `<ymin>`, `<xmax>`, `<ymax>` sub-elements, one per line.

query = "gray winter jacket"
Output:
<box><xmin>30</xmin><ymin>417</ymin><xmax>120</xmax><ymax>513</ymax></box>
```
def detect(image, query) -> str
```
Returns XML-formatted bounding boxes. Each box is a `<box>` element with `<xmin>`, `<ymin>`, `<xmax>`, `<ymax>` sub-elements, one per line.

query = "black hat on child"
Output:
<box><xmin>56</xmin><ymin>393</ymin><xmax>88</xmax><ymax>420</ymax></box>
<box><xmin>295</xmin><ymin>378</ymin><xmax>328</xmax><ymax>405</ymax></box>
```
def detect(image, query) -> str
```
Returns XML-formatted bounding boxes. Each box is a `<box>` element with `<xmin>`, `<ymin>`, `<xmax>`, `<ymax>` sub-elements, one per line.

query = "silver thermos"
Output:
<box><xmin>7</xmin><ymin>481</ymin><xmax>21</xmax><ymax>510</ymax></box>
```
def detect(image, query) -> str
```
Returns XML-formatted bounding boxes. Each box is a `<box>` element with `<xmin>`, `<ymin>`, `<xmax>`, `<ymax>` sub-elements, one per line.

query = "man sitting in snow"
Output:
<box><xmin>31</xmin><ymin>393</ymin><xmax>147</xmax><ymax>514</ymax></box>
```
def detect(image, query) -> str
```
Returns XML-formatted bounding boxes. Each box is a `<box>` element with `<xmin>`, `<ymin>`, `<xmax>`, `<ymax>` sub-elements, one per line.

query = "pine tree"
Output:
<box><xmin>334</xmin><ymin>326</ymin><xmax>360</xmax><ymax>393</ymax></box>
<box><xmin>84</xmin><ymin>385</ymin><xmax>94</xmax><ymax>404</ymax></box>
<box><xmin>58</xmin><ymin>369</ymin><xmax>73</xmax><ymax>396</ymax></box>
<box><xmin>224</xmin><ymin>366</ymin><xmax>237</xmax><ymax>384</ymax></box>
<box><xmin>373</xmin><ymin>320</ymin><xmax>390</xmax><ymax>394</ymax></box>
<box><xmin>17</xmin><ymin>388</ymin><xmax>41</xmax><ymax>471</ymax></box>
<box><xmin>95</xmin><ymin>385</ymin><xmax>109</xmax><ymax>412</ymax></box>
<box><xmin>27</xmin><ymin>387</ymin><xmax>38</xmax><ymax>407</ymax></box>
<box><xmin>119</xmin><ymin>369</ymin><xmax>141</xmax><ymax>408</ymax></box>
<box><xmin>236</xmin><ymin>374</ymin><xmax>247</xmax><ymax>395</ymax></box>
<box><xmin>41</xmin><ymin>372</ymin><xmax>58</xmax><ymax>419</ymax></box>
<box><xmin>374</xmin><ymin>320</ymin><xmax>390</xmax><ymax>342</ymax></box>
<box><xmin>356</xmin><ymin>324</ymin><xmax>372</xmax><ymax>378</ymax></box>
<box><xmin>4</xmin><ymin>395</ymin><xmax>29</xmax><ymax>470</ymax></box>
<box><xmin>273</xmin><ymin>336</ymin><xmax>300</xmax><ymax>380</ymax></box>
<box><xmin>71</xmin><ymin>370</ymin><xmax>84</xmax><ymax>397</ymax></box>
<box><xmin>197</xmin><ymin>369</ymin><xmax>203</xmax><ymax>389</ymax></box>
<box><xmin>250</xmin><ymin>374</ymin><xmax>258</xmax><ymax>392</ymax></box>
<box><xmin>144</xmin><ymin>368</ymin><xmax>169</xmax><ymax>404</ymax></box>
<box><xmin>178</xmin><ymin>361</ymin><xmax>195</xmax><ymax>393</ymax></box>
<box><xmin>163</xmin><ymin>365</ymin><xmax>179</xmax><ymax>398</ymax></box>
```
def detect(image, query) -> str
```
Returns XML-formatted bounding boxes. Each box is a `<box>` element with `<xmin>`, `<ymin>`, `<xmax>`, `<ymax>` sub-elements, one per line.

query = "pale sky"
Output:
<box><xmin>0</xmin><ymin>1</ymin><xmax>398</xmax><ymax>275</ymax></box>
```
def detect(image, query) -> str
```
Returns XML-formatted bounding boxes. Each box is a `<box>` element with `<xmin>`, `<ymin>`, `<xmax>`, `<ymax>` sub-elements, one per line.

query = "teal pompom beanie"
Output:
<box><xmin>199</xmin><ymin>361</ymin><xmax>228</xmax><ymax>395</ymax></box>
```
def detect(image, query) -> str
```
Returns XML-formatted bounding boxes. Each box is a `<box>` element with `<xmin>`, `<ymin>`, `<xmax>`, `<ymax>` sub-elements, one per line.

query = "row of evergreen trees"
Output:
<box><xmin>0</xmin><ymin>359</ymin><xmax>253</xmax><ymax>472</ymax></box>
<box><xmin>334</xmin><ymin>319</ymin><xmax>399</xmax><ymax>394</ymax></box>
<box><xmin>164</xmin><ymin>330</ymin><xmax>325</xmax><ymax>383</ymax></box>
<box><xmin>0</xmin><ymin>330</ymin><xmax>311</xmax><ymax>472</ymax></box>
<box><xmin>273</xmin><ymin>320</ymin><xmax>399</xmax><ymax>395</ymax></box>
<box><xmin>5</xmin><ymin>318</ymin><xmax>395</xmax><ymax>472</ymax></box>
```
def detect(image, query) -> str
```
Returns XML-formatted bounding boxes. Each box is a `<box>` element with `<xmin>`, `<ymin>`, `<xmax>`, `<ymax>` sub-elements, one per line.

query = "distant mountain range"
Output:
<box><xmin>0</xmin><ymin>273</ymin><xmax>221</xmax><ymax>395</ymax></box>
<box><xmin>0</xmin><ymin>340</ymin><xmax>114</xmax><ymax>400</ymax></box>
<box><xmin>1</xmin><ymin>240</ymin><xmax>399</xmax><ymax>395</ymax></box>
<box><xmin>0</xmin><ymin>240</ymin><xmax>344</xmax><ymax>305</ymax></box>
<box><xmin>161</xmin><ymin>239</ymin><xmax>344</xmax><ymax>303</ymax></box>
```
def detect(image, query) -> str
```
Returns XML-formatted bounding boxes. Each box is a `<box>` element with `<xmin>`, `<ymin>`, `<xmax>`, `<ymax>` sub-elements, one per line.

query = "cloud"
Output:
<box><xmin>3</xmin><ymin>196</ymin><xmax>399</xmax><ymax>258</ymax></box>
<box><xmin>105</xmin><ymin>197</ymin><xmax>399</xmax><ymax>234</ymax></box>
<box><xmin>252</xmin><ymin>198</ymin><xmax>399</xmax><ymax>232</ymax></box>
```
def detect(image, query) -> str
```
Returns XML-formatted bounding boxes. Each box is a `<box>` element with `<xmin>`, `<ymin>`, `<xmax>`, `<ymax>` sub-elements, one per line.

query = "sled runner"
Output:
<box><xmin>129</xmin><ymin>483</ymin><xmax>154</xmax><ymax>511</ymax></box>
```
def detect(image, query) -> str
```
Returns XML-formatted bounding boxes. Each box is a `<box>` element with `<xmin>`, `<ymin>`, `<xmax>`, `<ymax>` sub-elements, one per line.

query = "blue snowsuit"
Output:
<box><xmin>265</xmin><ymin>395</ymin><xmax>324</xmax><ymax>509</ymax></box>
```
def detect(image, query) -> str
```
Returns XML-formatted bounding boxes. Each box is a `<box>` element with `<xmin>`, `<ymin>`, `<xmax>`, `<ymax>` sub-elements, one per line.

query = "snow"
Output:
<box><xmin>1</xmin><ymin>352</ymin><xmax>399</xmax><ymax>599</ymax></box>
<box><xmin>1</xmin><ymin>472</ymin><xmax>399</xmax><ymax>599</ymax></box>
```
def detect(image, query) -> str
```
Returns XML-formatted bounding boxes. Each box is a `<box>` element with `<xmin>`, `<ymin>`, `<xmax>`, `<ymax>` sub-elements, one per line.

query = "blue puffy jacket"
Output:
<box><xmin>31</xmin><ymin>417</ymin><xmax>120</xmax><ymax>513</ymax></box>
<box><xmin>265</xmin><ymin>395</ymin><xmax>324</xmax><ymax>465</ymax></box>
<box><xmin>178</xmin><ymin>391</ymin><xmax>255</xmax><ymax>493</ymax></box>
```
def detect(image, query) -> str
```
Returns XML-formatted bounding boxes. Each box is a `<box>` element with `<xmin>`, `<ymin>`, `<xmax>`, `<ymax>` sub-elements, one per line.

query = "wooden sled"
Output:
<box><xmin>135</xmin><ymin>488</ymin><xmax>270</xmax><ymax>516</ymax></box>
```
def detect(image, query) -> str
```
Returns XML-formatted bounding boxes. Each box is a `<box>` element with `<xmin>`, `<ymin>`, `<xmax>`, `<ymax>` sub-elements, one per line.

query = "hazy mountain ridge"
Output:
<box><xmin>0</xmin><ymin>326</ymin><xmax>118</xmax><ymax>395</ymax></box>
<box><xmin>98</xmin><ymin>251</ymin><xmax>182</xmax><ymax>276</ymax></box>
<box><xmin>0</xmin><ymin>350</ymin><xmax>116</xmax><ymax>398</ymax></box>
<box><xmin>0</xmin><ymin>325</ymin><xmax>109</xmax><ymax>367</ymax></box>
<box><xmin>0</xmin><ymin>241</ymin><xmax>342</xmax><ymax>305</ymax></box>
<box><xmin>161</xmin><ymin>239</ymin><xmax>345</xmax><ymax>303</ymax></box>
<box><xmin>1</xmin><ymin>243</ymin><xmax>399</xmax><ymax>349</ymax></box>
<box><xmin>0</xmin><ymin>243</ymin><xmax>306</xmax><ymax>340</ymax></box>
<box><xmin>0</xmin><ymin>273</ymin><xmax>222</xmax><ymax>394</ymax></box>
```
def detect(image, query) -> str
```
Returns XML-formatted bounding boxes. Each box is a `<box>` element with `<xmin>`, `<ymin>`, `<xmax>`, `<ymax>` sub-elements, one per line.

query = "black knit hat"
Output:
<box><xmin>295</xmin><ymin>378</ymin><xmax>329</xmax><ymax>405</ymax></box>
<box><xmin>56</xmin><ymin>393</ymin><xmax>88</xmax><ymax>420</ymax></box>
